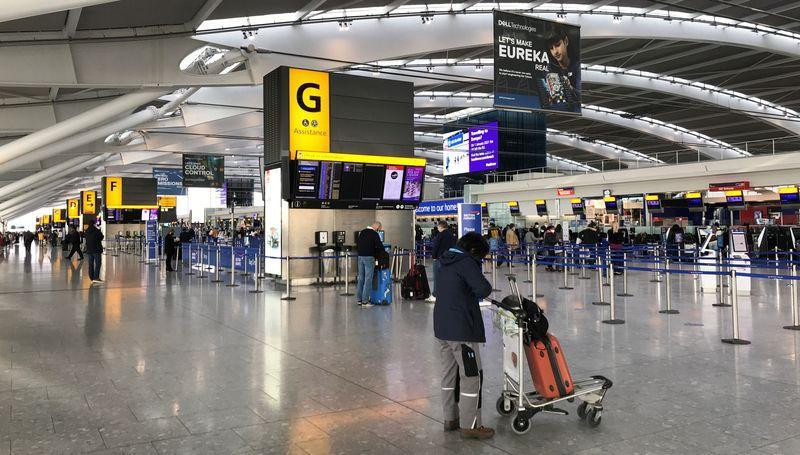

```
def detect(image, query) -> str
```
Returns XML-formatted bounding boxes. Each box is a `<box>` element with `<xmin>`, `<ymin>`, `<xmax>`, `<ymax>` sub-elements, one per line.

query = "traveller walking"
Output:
<box><xmin>356</xmin><ymin>221</ymin><xmax>384</xmax><ymax>306</ymax></box>
<box><xmin>164</xmin><ymin>229</ymin><xmax>177</xmax><ymax>272</ymax></box>
<box><xmin>84</xmin><ymin>224</ymin><xmax>104</xmax><ymax>284</ymax></box>
<box><xmin>66</xmin><ymin>227</ymin><xmax>84</xmax><ymax>261</ymax></box>
<box><xmin>23</xmin><ymin>230</ymin><xmax>34</xmax><ymax>253</ymax></box>
<box><xmin>427</xmin><ymin>220</ymin><xmax>456</xmax><ymax>303</ymax></box>
<box><xmin>434</xmin><ymin>232</ymin><xmax>494</xmax><ymax>440</ymax></box>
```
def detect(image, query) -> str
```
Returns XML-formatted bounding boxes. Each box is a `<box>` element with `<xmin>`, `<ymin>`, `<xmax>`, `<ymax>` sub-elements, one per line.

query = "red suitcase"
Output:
<box><xmin>523</xmin><ymin>334</ymin><xmax>574</xmax><ymax>399</ymax></box>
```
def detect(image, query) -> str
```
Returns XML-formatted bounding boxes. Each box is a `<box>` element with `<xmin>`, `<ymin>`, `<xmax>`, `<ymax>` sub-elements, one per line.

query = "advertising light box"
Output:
<box><xmin>289</xmin><ymin>152</ymin><xmax>426</xmax><ymax>210</ymax></box>
<box><xmin>443</xmin><ymin>121</ymin><xmax>499</xmax><ymax>176</ymax></box>
<box><xmin>182</xmin><ymin>155</ymin><xmax>225</xmax><ymax>188</ymax></box>
<box><xmin>494</xmin><ymin>10</ymin><xmax>581</xmax><ymax>114</ymax></box>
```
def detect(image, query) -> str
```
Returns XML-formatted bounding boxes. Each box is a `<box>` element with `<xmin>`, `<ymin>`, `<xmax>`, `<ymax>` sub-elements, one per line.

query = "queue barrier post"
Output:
<box><xmin>783</xmin><ymin>263</ymin><xmax>800</xmax><ymax>330</ymax></box>
<box><xmin>492</xmin><ymin>253</ymin><xmax>500</xmax><ymax>293</ymax></box>
<box><xmin>227</xmin><ymin>246</ymin><xmax>239</xmax><ymax>287</ymax></box>
<box><xmin>658</xmin><ymin>259</ymin><xmax>679</xmax><ymax>314</ymax></box>
<box><xmin>185</xmin><ymin>243</ymin><xmax>196</xmax><ymax>276</ymax></box>
<box><xmin>240</xmin><ymin>250</ymin><xmax>251</xmax><ymax>277</ymax></box>
<box><xmin>281</xmin><ymin>257</ymin><xmax>295</xmax><ymax>300</ymax></box>
<box><xmin>579</xmin><ymin>246</ymin><xmax>590</xmax><ymax>280</ymax></box>
<box><xmin>249</xmin><ymin>254</ymin><xmax>264</xmax><ymax>293</ymax></box>
<box><xmin>603</xmin><ymin>250</ymin><xmax>611</xmax><ymax>287</ymax></box>
<box><xmin>211</xmin><ymin>246</ymin><xmax>224</xmax><ymax>283</ymax></box>
<box><xmin>617</xmin><ymin>252</ymin><xmax>634</xmax><ymax>297</ymax></box>
<box><xmin>197</xmin><ymin>245</ymin><xmax>207</xmax><ymax>279</ymax></box>
<box><xmin>649</xmin><ymin>245</ymin><xmax>662</xmax><ymax>283</ymax></box>
<box><xmin>568</xmin><ymin>245</ymin><xmax>579</xmax><ymax>275</ymax></box>
<box><xmin>559</xmin><ymin>248</ymin><xmax>574</xmax><ymax>291</ymax></box>
<box><xmin>722</xmin><ymin>269</ymin><xmax>751</xmax><ymax>345</ymax></box>
<box><xmin>341</xmin><ymin>251</ymin><xmax>354</xmax><ymax>296</ymax></box>
<box><xmin>257</xmin><ymin>247</ymin><xmax>266</xmax><ymax>279</ymax></box>
<box><xmin>592</xmin><ymin>256</ymin><xmax>608</xmax><ymax>305</ymax></box>
<box><xmin>139</xmin><ymin>239</ymin><xmax>147</xmax><ymax>264</ymax></box>
<box><xmin>603</xmin><ymin>264</ymin><xmax>625</xmax><ymax>325</ymax></box>
<box><xmin>523</xmin><ymin>246</ymin><xmax>533</xmax><ymax>284</ymax></box>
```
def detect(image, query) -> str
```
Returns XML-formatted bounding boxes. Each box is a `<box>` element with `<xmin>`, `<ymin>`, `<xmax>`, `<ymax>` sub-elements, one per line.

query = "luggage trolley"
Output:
<box><xmin>491</xmin><ymin>277</ymin><xmax>613</xmax><ymax>435</ymax></box>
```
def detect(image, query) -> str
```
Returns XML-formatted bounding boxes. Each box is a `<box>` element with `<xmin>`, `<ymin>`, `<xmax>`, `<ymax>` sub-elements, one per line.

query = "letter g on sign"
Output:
<box><xmin>297</xmin><ymin>83</ymin><xmax>321</xmax><ymax>112</ymax></box>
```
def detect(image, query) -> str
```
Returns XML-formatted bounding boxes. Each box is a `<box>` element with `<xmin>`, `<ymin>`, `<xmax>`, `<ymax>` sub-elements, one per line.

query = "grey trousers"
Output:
<box><xmin>439</xmin><ymin>339</ymin><xmax>483</xmax><ymax>429</ymax></box>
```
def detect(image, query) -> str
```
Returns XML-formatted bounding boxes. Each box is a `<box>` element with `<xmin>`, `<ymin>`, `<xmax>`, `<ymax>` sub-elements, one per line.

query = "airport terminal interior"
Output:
<box><xmin>3</xmin><ymin>0</ymin><xmax>800</xmax><ymax>454</ymax></box>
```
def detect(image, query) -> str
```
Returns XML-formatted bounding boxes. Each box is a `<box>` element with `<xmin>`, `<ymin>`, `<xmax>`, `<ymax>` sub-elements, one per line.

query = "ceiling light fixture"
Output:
<box><xmin>338</xmin><ymin>20</ymin><xmax>352</xmax><ymax>31</ymax></box>
<box><xmin>421</xmin><ymin>14</ymin><xmax>434</xmax><ymax>25</ymax></box>
<box><xmin>426</xmin><ymin>65</ymin><xmax>434</xmax><ymax>72</ymax></box>
<box><xmin>474</xmin><ymin>64</ymin><xmax>483</xmax><ymax>72</ymax></box>
<box><xmin>556</xmin><ymin>11</ymin><xmax>566</xmax><ymax>21</ymax></box>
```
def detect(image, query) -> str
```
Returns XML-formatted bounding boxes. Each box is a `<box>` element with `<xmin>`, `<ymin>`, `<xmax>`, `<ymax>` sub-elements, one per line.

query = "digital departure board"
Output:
<box><xmin>604</xmin><ymin>196</ymin><xmax>619</xmax><ymax>214</ymax></box>
<box><xmin>645</xmin><ymin>194</ymin><xmax>663</xmax><ymax>213</ymax></box>
<box><xmin>289</xmin><ymin>152</ymin><xmax>426</xmax><ymax>209</ymax></box>
<box><xmin>725</xmin><ymin>190</ymin><xmax>746</xmax><ymax>209</ymax></box>
<box><xmin>481</xmin><ymin>202</ymin><xmax>489</xmax><ymax>217</ymax></box>
<box><xmin>779</xmin><ymin>187</ymin><xmax>800</xmax><ymax>207</ymax></box>
<box><xmin>686</xmin><ymin>192</ymin><xmax>704</xmax><ymax>212</ymax></box>
<box><xmin>571</xmin><ymin>198</ymin><xmax>585</xmax><ymax>215</ymax></box>
<box><xmin>535</xmin><ymin>199</ymin><xmax>547</xmax><ymax>216</ymax></box>
<box><xmin>509</xmin><ymin>201</ymin><xmax>521</xmax><ymax>216</ymax></box>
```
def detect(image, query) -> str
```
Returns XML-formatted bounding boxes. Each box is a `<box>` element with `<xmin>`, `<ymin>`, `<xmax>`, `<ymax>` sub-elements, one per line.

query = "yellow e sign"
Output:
<box><xmin>289</xmin><ymin>68</ymin><xmax>330</xmax><ymax>159</ymax></box>
<box><xmin>81</xmin><ymin>190</ymin><xmax>97</xmax><ymax>215</ymax></box>
<box><xmin>67</xmin><ymin>198</ymin><xmax>80</xmax><ymax>219</ymax></box>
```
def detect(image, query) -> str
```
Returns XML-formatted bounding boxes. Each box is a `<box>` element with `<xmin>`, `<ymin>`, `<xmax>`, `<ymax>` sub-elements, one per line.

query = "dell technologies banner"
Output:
<box><xmin>494</xmin><ymin>10</ymin><xmax>581</xmax><ymax>114</ymax></box>
<box><xmin>183</xmin><ymin>155</ymin><xmax>225</xmax><ymax>188</ymax></box>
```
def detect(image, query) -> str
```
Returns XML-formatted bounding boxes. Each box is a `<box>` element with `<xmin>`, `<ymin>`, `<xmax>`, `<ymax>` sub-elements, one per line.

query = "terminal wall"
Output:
<box><xmin>285</xmin><ymin>208</ymin><xmax>413</xmax><ymax>284</ymax></box>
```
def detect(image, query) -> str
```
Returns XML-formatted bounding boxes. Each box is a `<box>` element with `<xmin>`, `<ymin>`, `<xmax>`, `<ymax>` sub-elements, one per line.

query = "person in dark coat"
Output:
<box><xmin>164</xmin><ymin>229</ymin><xmax>177</xmax><ymax>272</ymax></box>
<box><xmin>356</xmin><ymin>221</ymin><xmax>384</xmax><ymax>306</ymax></box>
<box><xmin>428</xmin><ymin>220</ymin><xmax>457</xmax><ymax>302</ymax></box>
<box><xmin>433</xmin><ymin>232</ymin><xmax>494</xmax><ymax>440</ymax></box>
<box><xmin>66</xmin><ymin>227</ymin><xmax>83</xmax><ymax>261</ymax></box>
<box><xmin>22</xmin><ymin>230</ymin><xmax>34</xmax><ymax>253</ymax></box>
<box><xmin>84</xmin><ymin>224</ymin><xmax>104</xmax><ymax>284</ymax></box>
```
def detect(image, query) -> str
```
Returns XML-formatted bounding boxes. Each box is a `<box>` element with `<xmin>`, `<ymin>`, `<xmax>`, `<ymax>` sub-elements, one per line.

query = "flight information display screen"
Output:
<box><xmin>780</xmin><ymin>192</ymin><xmax>799</xmax><ymax>205</ymax></box>
<box><xmin>289</xmin><ymin>152</ymin><xmax>426</xmax><ymax>210</ymax></box>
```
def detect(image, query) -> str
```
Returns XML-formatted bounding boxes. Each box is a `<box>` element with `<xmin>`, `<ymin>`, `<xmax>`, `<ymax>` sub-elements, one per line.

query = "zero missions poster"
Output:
<box><xmin>493</xmin><ymin>10</ymin><xmax>581</xmax><ymax>114</ymax></box>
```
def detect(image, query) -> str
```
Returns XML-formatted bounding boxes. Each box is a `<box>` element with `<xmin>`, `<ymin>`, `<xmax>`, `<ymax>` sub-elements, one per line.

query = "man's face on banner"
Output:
<box><xmin>549</xmin><ymin>37</ymin><xmax>569</xmax><ymax>67</ymax></box>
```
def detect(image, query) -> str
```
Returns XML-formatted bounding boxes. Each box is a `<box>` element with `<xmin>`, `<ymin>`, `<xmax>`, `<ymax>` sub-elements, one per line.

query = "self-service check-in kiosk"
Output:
<box><xmin>698</xmin><ymin>226</ymin><xmax>721</xmax><ymax>294</ymax></box>
<box><xmin>729</xmin><ymin>229</ymin><xmax>751</xmax><ymax>295</ymax></box>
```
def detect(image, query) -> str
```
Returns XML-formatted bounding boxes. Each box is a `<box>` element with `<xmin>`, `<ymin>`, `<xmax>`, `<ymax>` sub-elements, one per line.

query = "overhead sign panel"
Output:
<box><xmin>67</xmin><ymin>198</ymin><xmax>80</xmax><ymax>219</ymax></box>
<box><xmin>494</xmin><ymin>10</ymin><xmax>581</xmax><ymax>114</ymax></box>
<box><xmin>152</xmin><ymin>167</ymin><xmax>185</xmax><ymax>195</ymax></box>
<box><xmin>182</xmin><ymin>155</ymin><xmax>225</xmax><ymax>188</ymax></box>
<box><xmin>103</xmin><ymin>177</ymin><xmax>158</xmax><ymax>209</ymax></box>
<box><xmin>53</xmin><ymin>208</ymin><xmax>65</xmax><ymax>223</ymax></box>
<box><xmin>80</xmin><ymin>190</ymin><xmax>97</xmax><ymax>215</ymax></box>
<box><xmin>443</xmin><ymin>122</ymin><xmax>500</xmax><ymax>175</ymax></box>
<box><xmin>157</xmin><ymin>195</ymin><xmax>177</xmax><ymax>208</ymax></box>
<box><xmin>289</xmin><ymin>68</ymin><xmax>330</xmax><ymax>159</ymax></box>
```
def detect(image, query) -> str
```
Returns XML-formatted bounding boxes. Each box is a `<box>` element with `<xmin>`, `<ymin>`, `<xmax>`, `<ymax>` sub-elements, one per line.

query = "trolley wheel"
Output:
<box><xmin>496</xmin><ymin>396</ymin><xmax>514</xmax><ymax>416</ymax></box>
<box><xmin>576</xmin><ymin>402</ymin><xmax>588</xmax><ymax>420</ymax></box>
<box><xmin>586</xmin><ymin>408</ymin><xmax>602</xmax><ymax>427</ymax></box>
<box><xmin>511</xmin><ymin>415</ymin><xmax>531</xmax><ymax>435</ymax></box>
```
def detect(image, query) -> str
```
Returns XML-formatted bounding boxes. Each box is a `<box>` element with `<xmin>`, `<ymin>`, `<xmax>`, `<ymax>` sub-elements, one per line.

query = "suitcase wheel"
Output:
<box><xmin>511</xmin><ymin>415</ymin><xmax>531</xmax><ymax>435</ymax></box>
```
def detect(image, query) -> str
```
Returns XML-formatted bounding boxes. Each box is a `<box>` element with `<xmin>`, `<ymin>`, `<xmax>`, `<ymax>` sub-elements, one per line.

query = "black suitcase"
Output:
<box><xmin>401</xmin><ymin>264</ymin><xmax>431</xmax><ymax>300</ymax></box>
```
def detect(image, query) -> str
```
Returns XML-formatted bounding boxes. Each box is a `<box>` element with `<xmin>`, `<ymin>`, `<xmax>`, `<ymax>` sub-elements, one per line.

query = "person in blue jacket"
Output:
<box><xmin>434</xmin><ymin>232</ymin><xmax>494</xmax><ymax>440</ymax></box>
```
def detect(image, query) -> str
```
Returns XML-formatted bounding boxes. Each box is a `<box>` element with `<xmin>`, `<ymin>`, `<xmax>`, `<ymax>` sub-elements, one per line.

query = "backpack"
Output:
<box><xmin>401</xmin><ymin>264</ymin><xmax>431</xmax><ymax>300</ymax></box>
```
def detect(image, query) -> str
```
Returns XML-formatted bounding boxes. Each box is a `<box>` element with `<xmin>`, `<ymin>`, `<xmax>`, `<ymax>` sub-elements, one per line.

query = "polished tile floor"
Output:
<box><xmin>1</xmin><ymin>244</ymin><xmax>800</xmax><ymax>454</ymax></box>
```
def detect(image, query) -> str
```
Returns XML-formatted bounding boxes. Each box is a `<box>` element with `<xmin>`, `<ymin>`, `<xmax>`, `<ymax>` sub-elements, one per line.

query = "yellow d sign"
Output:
<box><xmin>289</xmin><ymin>68</ymin><xmax>330</xmax><ymax>159</ymax></box>
<box><xmin>67</xmin><ymin>198</ymin><xmax>80</xmax><ymax>219</ymax></box>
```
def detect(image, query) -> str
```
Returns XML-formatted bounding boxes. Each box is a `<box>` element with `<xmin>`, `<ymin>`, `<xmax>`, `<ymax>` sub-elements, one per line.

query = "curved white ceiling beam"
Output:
<box><xmin>0</xmin><ymin>0</ymin><xmax>119</xmax><ymax>23</ymax></box>
<box><xmin>199</xmin><ymin>4</ymin><xmax>800</xmax><ymax>74</ymax></box>
<box><xmin>357</xmin><ymin>63</ymin><xmax>800</xmax><ymax>137</ymax></box>
<box><xmin>414</xmin><ymin>92</ymin><xmax>748</xmax><ymax>159</ymax></box>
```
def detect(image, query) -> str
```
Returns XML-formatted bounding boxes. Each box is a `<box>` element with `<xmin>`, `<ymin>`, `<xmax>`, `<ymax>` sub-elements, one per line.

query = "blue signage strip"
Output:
<box><xmin>415</xmin><ymin>198</ymin><xmax>464</xmax><ymax>216</ymax></box>
<box><xmin>153</xmin><ymin>167</ymin><xmax>185</xmax><ymax>195</ymax></box>
<box><xmin>457</xmin><ymin>203</ymin><xmax>483</xmax><ymax>237</ymax></box>
<box><xmin>145</xmin><ymin>220</ymin><xmax>158</xmax><ymax>260</ymax></box>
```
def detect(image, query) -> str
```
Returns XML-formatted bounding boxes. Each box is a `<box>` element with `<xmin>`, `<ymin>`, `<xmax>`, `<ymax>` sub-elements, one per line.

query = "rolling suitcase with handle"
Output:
<box><xmin>507</xmin><ymin>277</ymin><xmax>574</xmax><ymax>400</ymax></box>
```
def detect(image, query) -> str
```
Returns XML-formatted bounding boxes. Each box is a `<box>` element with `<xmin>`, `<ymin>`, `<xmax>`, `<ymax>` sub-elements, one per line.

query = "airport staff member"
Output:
<box><xmin>356</xmin><ymin>221</ymin><xmax>383</xmax><ymax>307</ymax></box>
<box><xmin>434</xmin><ymin>232</ymin><xmax>494</xmax><ymax>440</ymax></box>
<box><xmin>427</xmin><ymin>220</ymin><xmax>456</xmax><ymax>302</ymax></box>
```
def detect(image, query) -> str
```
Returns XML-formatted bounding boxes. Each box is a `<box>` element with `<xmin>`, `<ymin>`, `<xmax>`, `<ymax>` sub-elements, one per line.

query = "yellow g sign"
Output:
<box><xmin>81</xmin><ymin>190</ymin><xmax>97</xmax><ymax>215</ymax></box>
<box><xmin>67</xmin><ymin>198</ymin><xmax>80</xmax><ymax>219</ymax></box>
<box><xmin>289</xmin><ymin>68</ymin><xmax>330</xmax><ymax>159</ymax></box>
